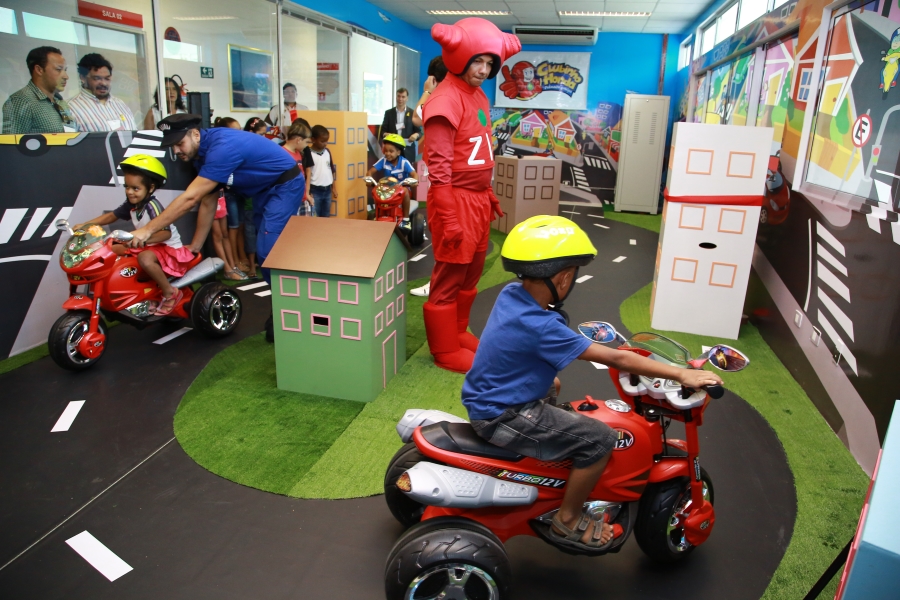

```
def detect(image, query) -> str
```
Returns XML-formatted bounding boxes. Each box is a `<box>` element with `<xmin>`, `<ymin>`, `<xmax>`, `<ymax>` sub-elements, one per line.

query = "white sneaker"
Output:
<box><xmin>410</xmin><ymin>282</ymin><xmax>430</xmax><ymax>297</ymax></box>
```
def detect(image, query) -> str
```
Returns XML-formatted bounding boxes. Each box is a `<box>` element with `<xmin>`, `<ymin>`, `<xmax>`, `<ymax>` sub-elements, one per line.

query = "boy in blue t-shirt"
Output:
<box><xmin>367</xmin><ymin>133</ymin><xmax>417</xmax><ymax>222</ymax></box>
<box><xmin>462</xmin><ymin>215</ymin><xmax>721</xmax><ymax>552</ymax></box>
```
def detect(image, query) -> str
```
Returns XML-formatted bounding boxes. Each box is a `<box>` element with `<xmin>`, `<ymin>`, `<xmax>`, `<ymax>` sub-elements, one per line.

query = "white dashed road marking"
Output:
<box><xmin>409</xmin><ymin>254</ymin><xmax>427</xmax><ymax>262</ymax></box>
<box><xmin>237</xmin><ymin>281</ymin><xmax>268</xmax><ymax>291</ymax></box>
<box><xmin>576</xmin><ymin>274</ymin><xmax>593</xmax><ymax>283</ymax></box>
<box><xmin>153</xmin><ymin>327</ymin><xmax>193</xmax><ymax>345</ymax></box>
<box><xmin>613</xmin><ymin>256</ymin><xmax>627</xmax><ymax>263</ymax></box>
<box><xmin>51</xmin><ymin>401</ymin><xmax>85</xmax><ymax>432</ymax></box>
<box><xmin>587</xmin><ymin>214</ymin><xmax>605</xmax><ymax>219</ymax></box>
<box><xmin>65</xmin><ymin>531</ymin><xmax>133</xmax><ymax>582</ymax></box>
<box><xmin>630</xmin><ymin>239</ymin><xmax>637</xmax><ymax>245</ymax></box>
<box><xmin>593</xmin><ymin>223</ymin><xmax>610</xmax><ymax>230</ymax></box>
<box><xmin>255</xmin><ymin>289</ymin><xmax>272</xmax><ymax>297</ymax></box>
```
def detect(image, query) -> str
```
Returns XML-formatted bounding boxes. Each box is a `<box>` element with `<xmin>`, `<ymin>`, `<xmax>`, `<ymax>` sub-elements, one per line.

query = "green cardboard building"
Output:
<box><xmin>262</xmin><ymin>217</ymin><xmax>407</xmax><ymax>402</ymax></box>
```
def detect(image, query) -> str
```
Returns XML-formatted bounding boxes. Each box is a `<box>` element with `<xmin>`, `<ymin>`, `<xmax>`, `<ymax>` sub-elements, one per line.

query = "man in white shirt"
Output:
<box><xmin>67</xmin><ymin>53</ymin><xmax>136</xmax><ymax>132</ymax></box>
<box><xmin>265</xmin><ymin>83</ymin><xmax>309</xmax><ymax>133</ymax></box>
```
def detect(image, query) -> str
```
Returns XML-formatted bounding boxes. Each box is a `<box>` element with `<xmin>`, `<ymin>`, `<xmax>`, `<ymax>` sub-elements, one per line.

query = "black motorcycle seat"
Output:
<box><xmin>420</xmin><ymin>421</ymin><xmax>523</xmax><ymax>462</ymax></box>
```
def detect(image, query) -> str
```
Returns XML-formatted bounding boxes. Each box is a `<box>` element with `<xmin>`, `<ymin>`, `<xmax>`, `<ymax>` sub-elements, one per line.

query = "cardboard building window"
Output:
<box><xmin>386</xmin><ymin>270</ymin><xmax>394</xmax><ymax>292</ymax></box>
<box><xmin>311</xmin><ymin>314</ymin><xmax>331</xmax><ymax>336</ymax></box>
<box><xmin>525</xmin><ymin>166</ymin><xmax>537</xmax><ymax>180</ymax></box>
<box><xmin>396</xmin><ymin>262</ymin><xmax>405</xmax><ymax>283</ymax></box>
<box><xmin>357</xmin><ymin>196</ymin><xmax>365</xmax><ymax>212</ymax></box>
<box><xmin>338</xmin><ymin>282</ymin><xmax>359</xmax><ymax>304</ymax></box>
<box><xmin>386</xmin><ymin>301</ymin><xmax>394</xmax><ymax>325</ymax></box>
<box><xmin>709</xmin><ymin>262</ymin><xmax>738</xmax><ymax>288</ymax></box>
<box><xmin>543</xmin><ymin>166</ymin><xmax>555</xmax><ymax>179</ymax></box>
<box><xmin>375</xmin><ymin>277</ymin><xmax>383</xmax><ymax>301</ymax></box>
<box><xmin>375</xmin><ymin>311</ymin><xmax>384</xmax><ymax>336</ymax></box>
<box><xmin>357</xmin><ymin>127</ymin><xmax>365</xmax><ymax>143</ymax></box>
<box><xmin>348</xmin><ymin>199</ymin><xmax>355</xmax><ymax>215</ymax></box>
<box><xmin>308</xmin><ymin>279</ymin><xmax>329</xmax><ymax>301</ymax></box>
<box><xmin>396</xmin><ymin>294</ymin><xmax>404</xmax><ymax>315</ymax></box>
<box><xmin>672</xmin><ymin>257</ymin><xmax>699</xmax><ymax>283</ymax></box>
<box><xmin>281</xmin><ymin>310</ymin><xmax>302</xmax><ymax>332</ymax></box>
<box><xmin>341</xmin><ymin>318</ymin><xmax>362</xmax><ymax>340</ymax></box>
<box><xmin>347</xmin><ymin>127</ymin><xmax>355</xmax><ymax>143</ymax></box>
<box><xmin>328</xmin><ymin>128</ymin><xmax>337</xmax><ymax>143</ymax></box>
<box><xmin>280</xmin><ymin>275</ymin><xmax>301</xmax><ymax>297</ymax></box>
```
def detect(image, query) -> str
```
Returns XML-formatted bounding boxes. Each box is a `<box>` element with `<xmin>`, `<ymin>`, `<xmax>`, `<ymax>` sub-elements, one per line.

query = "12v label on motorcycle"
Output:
<box><xmin>613</xmin><ymin>429</ymin><xmax>634</xmax><ymax>451</ymax></box>
<box><xmin>495</xmin><ymin>470</ymin><xmax>566</xmax><ymax>488</ymax></box>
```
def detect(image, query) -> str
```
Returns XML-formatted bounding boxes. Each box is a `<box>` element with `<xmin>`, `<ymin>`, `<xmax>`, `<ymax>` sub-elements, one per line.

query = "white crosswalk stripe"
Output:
<box><xmin>814</xmin><ymin>220</ymin><xmax>857</xmax><ymax>374</ymax></box>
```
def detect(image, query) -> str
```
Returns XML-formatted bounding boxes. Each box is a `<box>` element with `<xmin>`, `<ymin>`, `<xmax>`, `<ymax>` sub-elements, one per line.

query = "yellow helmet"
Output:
<box><xmin>501</xmin><ymin>215</ymin><xmax>596</xmax><ymax>279</ymax></box>
<box><xmin>119</xmin><ymin>154</ymin><xmax>167</xmax><ymax>186</ymax></box>
<box><xmin>383</xmin><ymin>133</ymin><xmax>406</xmax><ymax>149</ymax></box>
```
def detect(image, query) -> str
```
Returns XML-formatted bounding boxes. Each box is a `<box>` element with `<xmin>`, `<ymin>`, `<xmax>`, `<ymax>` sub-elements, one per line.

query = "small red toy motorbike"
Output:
<box><xmin>383</xmin><ymin>322</ymin><xmax>749</xmax><ymax>599</ymax></box>
<box><xmin>364</xmin><ymin>175</ymin><xmax>426</xmax><ymax>246</ymax></box>
<box><xmin>48</xmin><ymin>220</ymin><xmax>242</xmax><ymax>371</ymax></box>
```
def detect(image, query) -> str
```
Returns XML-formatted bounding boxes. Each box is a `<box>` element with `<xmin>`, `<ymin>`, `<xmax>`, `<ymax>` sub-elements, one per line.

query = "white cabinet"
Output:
<box><xmin>614</xmin><ymin>94</ymin><xmax>670</xmax><ymax>215</ymax></box>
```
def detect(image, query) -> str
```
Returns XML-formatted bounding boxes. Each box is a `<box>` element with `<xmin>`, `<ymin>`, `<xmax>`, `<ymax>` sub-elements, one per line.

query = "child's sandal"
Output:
<box><xmin>154</xmin><ymin>289</ymin><xmax>184</xmax><ymax>316</ymax></box>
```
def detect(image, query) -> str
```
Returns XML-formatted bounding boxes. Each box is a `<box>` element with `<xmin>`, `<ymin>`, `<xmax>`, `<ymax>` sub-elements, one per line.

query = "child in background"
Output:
<box><xmin>367</xmin><ymin>133</ymin><xmax>417</xmax><ymax>224</ymax></box>
<box><xmin>212</xmin><ymin>117</ymin><xmax>248</xmax><ymax>280</ymax></box>
<box><xmin>302</xmin><ymin>125</ymin><xmax>337</xmax><ymax>218</ymax></box>
<box><xmin>242</xmin><ymin>195</ymin><xmax>257</xmax><ymax>279</ymax></box>
<box><xmin>74</xmin><ymin>155</ymin><xmax>195</xmax><ymax>316</ymax></box>
<box><xmin>282</xmin><ymin>120</ymin><xmax>314</xmax><ymax>216</ymax></box>
<box><xmin>244</xmin><ymin>117</ymin><xmax>267</xmax><ymax>135</ymax></box>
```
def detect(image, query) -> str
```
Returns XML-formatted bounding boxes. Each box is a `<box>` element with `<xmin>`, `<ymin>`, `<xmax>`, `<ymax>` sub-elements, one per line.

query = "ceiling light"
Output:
<box><xmin>172</xmin><ymin>16</ymin><xmax>237</xmax><ymax>21</ymax></box>
<box><xmin>426</xmin><ymin>10</ymin><xmax>511</xmax><ymax>16</ymax></box>
<box><xmin>558</xmin><ymin>11</ymin><xmax>651</xmax><ymax>17</ymax></box>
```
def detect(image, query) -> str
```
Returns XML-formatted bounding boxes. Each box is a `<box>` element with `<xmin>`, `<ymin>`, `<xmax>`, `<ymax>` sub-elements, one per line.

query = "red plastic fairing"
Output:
<box><xmin>62</xmin><ymin>296</ymin><xmax>93</xmax><ymax>311</ymax></box>
<box><xmin>649</xmin><ymin>459</ymin><xmax>690</xmax><ymax>483</ymax></box>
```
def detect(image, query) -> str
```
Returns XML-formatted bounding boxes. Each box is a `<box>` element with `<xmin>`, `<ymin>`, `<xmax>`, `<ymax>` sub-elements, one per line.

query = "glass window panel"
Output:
<box><xmin>23</xmin><ymin>12</ymin><xmax>86</xmax><ymax>45</ymax></box>
<box><xmin>726</xmin><ymin>53</ymin><xmax>754</xmax><ymax>125</ymax></box>
<box><xmin>88</xmin><ymin>26</ymin><xmax>136</xmax><ymax>54</ymax></box>
<box><xmin>738</xmin><ymin>0</ymin><xmax>769</xmax><ymax>30</ymax></box>
<box><xmin>316</xmin><ymin>28</ymin><xmax>348</xmax><ymax>111</ymax></box>
<box><xmin>705</xmin><ymin>62</ymin><xmax>733</xmax><ymax>124</ymax></box>
<box><xmin>716</xmin><ymin>4</ymin><xmax>738</xmax><ymax>45</ymax></box>
<box><xmin>350</xmin><ymin>34</ymin><xmax>393</xmax><ymax>125</ymax></box>
<box><xmin>163</xmin><ymin>40</ymin><xmax>200</xmax><ymax>62</ymax></box>
<box><xmin>755</xmin><ymin>34</ymin><xmax>797</xmax><ymax>149</ymax></box>
<box><xmin>772</xmin><ymin>0</ymin><xmax>789</xmax><ymax>8</ymax></box>
<box><xmin>701</xmin><ymin>24</ymin><xmax>716</xmax><ymax>55</ymax></box>
<box><xmin>0</xmin><ymin>6</ymin><xmax>16</xmax><ymax>34</ymax></box>
<box><xmin>281</xmin><ymin>15</ymin><xmax>318</xmax><ymax>111</ymax></box>
<box><xmin>396</xmin><ymin>45</ymin><xmax>420</xmax><ymax>107</ymax></box>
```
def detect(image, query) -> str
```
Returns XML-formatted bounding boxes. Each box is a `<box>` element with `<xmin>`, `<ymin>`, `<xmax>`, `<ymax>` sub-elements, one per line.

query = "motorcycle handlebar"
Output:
<box><xmin>681</xmin><ymin>384</ymin><xmax>724</xmax><ymax>400</ymax></box>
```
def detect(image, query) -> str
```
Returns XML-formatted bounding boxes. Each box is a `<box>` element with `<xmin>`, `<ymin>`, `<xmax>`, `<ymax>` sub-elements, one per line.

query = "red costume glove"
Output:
<box><xmin>430</xmin><ymin>185</ymin><xmax>463</xmax><ymax>250</ymax></box>
<box><xmin>488</xmin><ymin>188</ymin><xmax>504</xmax><ymax>219</ymax></box>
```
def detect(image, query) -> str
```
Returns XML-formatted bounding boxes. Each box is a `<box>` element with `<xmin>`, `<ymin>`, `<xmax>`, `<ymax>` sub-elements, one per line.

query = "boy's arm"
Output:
<box><xmin>579</xmin><ymin>344</ymin><xmax>722</xmax><ymax>390</ymax></box>
<box><xmin>304</xmin><ymin>167</ymin><xmax>312</xmax><ymax>197</ymax></box>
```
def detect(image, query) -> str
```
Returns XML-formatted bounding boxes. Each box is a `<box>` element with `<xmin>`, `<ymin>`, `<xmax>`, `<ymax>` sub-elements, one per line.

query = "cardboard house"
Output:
<box><xmin>651</xmin><ymin>122</ymin><xmax>774</xmax><ymax>339</ymax></box>
<box><xmin>293</xmin><ymin>110</ymin><xmax>368</xmax><ymax>219</ymax></box>
<box><xmin>262</xmin><ymin>217</ymin><xmax>407</xmax><ymax>402</ymax></box>
<box><xmin>492</xmin><ymin>155</ymin><xmax>561</xmax><ymax>233</ymax></box>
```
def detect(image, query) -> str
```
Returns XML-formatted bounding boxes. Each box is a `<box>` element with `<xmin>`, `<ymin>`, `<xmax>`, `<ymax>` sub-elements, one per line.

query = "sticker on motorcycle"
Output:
<box><xmin>613</xmin><ymin>429</ymin><xmax>635</xmax><ymax>451</ymax></box>
<box><xmin>495</xmin><ymin>469</ymin><xmax>566</xmax><ymax>488</ymax></box>
<box><xmin>120</xmin><ymin>267</ymin><xmax>137</xmax><ymax>277</ymax></box>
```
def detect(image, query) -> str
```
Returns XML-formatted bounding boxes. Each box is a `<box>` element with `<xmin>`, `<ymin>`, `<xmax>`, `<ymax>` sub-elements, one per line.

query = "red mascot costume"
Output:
<box><xmin>422</xmin><ymin>18</ymin><xmax>521</xmax><ymax>373</ymax></box>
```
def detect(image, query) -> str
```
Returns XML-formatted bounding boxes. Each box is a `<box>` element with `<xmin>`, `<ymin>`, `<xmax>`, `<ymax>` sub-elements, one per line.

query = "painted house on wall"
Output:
<box><xmin>518</xmin><ymin>111</ymin><xmax>547</xmax><ymax>138</ymax></box>
<box><xmin>794</xmin><ymin>13</ymin><xmax>862</xmax><ymax>113</ymax></box>
<box><xmin>262</xmin><ymin>217</ymin><xmax>407</xmax><ymax>403</ymax></box>
<box><xmin>548</xmin><ymin>111</ymin><xmax>576</xmax><ymax>143</ymax></box>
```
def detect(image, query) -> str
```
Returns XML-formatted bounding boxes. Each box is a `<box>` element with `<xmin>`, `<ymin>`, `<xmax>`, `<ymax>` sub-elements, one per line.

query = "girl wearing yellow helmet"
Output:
<box><xmin>73</xmin><ymin>154</ymin><xmax>196</xmax><ymax>316</ymax></box>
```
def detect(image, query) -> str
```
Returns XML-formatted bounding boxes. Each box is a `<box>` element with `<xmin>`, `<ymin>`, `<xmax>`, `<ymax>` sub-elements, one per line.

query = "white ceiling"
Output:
<box><xmin>364</xmin><ymin>0</ymin><xmax>714</xmax><ymax>34</ymax></box>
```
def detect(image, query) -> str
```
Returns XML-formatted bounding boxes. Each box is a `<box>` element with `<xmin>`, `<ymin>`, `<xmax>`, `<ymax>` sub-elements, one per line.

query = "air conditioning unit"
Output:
<box><xmin>512</xmin><ymin>26</ymin><xmax>598</xmax><ymax>46</ymax></box>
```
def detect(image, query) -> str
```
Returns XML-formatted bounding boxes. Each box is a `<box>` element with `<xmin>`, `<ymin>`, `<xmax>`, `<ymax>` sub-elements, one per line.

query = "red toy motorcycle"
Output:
<box><xmin>364</xmin><ymin>175</ymin><xmax>426</xmax><ymax>246</ymax></box>
<box><xmin>383</xmin><ymin>322</ymin><xmax>749</xmax><ymax>599</ymax></box>
<box><xmin>48</xmin><ymin>220</ymin><xmax>242</xmax><ymax>371</ymax></box>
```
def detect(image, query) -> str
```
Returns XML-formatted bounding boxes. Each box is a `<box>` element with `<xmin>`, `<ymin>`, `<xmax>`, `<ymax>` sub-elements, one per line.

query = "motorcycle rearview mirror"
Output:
<box><xmin>363</xmin><ymin>176</ymin><xmax>377</xmax><ymax>185</ymax></box>
<box><xmin>689</xmin><ymin>344</ymin><xmax>750</xmax><ymax>372</ymax></box>
<box><xmin>110</xmin><ymin>230</ymin><xmax>134</xmax><ymax>242</ymax></box>
<box><xmin>577</xmin><ymin>321</ymin><xmax>623</xmax><ymax>344</ymax></box>
<box><xmin>401</xmin><ymin>177</ymin><xmax>419</xmax><ymax>187</ymax></box>
<box><xmin>56</xmin><ymin>219</ymin><xmax>74</xmax><ymax>236</ymax></box>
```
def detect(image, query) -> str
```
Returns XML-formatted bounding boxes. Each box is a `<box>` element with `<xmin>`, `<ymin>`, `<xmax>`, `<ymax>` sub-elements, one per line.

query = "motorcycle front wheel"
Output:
<box><xmin>634</xmin><ymin>468</ymin><xmax>714</xmax><ymax>563</ymax></box>
<box><xmin>48</xmin><ymin>310</ymin><xmax>107</xmax><ymax>371</ymax></box>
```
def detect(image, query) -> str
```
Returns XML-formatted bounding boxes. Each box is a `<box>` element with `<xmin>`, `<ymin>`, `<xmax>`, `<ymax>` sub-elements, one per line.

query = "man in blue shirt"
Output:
<box><xmin>129</xmin><ymin>113</ymin><xmax>305</xmax><ymax>283</ymax></box>
<box><xmin>463</xmin><ymin>215</ymin><xmax>721</xmax><ymax>552</ymax></box>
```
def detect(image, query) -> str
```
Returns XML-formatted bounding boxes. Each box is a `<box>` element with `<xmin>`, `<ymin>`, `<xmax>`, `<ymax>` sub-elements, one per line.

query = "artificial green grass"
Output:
<box><xmin>173</xmin><ymin>334</ymin><xmax>365</xmax><ymax>495</ymax></box>
<box><xmin>602</xmin><ymin>210</ymin><xmax>662</xmax><ymax>233</ymax></box>
<box><xmin>0</xmin><ymin>344</ymin><xmax>49</xmax><ymax>376</ymax></box>
<box><xmin>621</xmin><ymin>283</ymin><xmax>868</xmax><ymax>600</ymax></box>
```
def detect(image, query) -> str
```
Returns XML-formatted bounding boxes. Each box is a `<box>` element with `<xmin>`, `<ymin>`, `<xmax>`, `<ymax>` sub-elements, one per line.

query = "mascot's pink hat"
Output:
<box><xmin>432</xmin><ymin>18</ymin><xmax>521</xmax><ymax>80</ymax></box>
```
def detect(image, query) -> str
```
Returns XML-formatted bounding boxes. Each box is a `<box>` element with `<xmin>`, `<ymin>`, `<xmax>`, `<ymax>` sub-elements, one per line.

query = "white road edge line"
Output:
<box><xmin>590</xmin><ymin>362</ymin><xmax>609</xmax><ymax>370</ymax></box>
<box><xmin>576</xmin><ymin>274</ymin><xmax>593</xmax><ymax>283</ymax></box>
<box><xmin>0</xmin><ymin>437</ymin><xmax>175</xmax><ymax>573</ymax></box>
<box><xmin>629</xmin><ymin>239</ymin><xmax>637</xmax><ymax>245</ymax></box>
<box><xmin>152</xmin><ymin>327</ymin><xmax>192</xmax><ymax>345</ymax></box>
<box><xmin>409</xmin><ymin>254</ymin><xmax>427</xmax><ymax>262</ymax></box>
<box><xmin>613</xmin><ymin>256</ymin><xmax>627</xmax><ymax>263</ymax></box>
<box><xmin>237</xmin><ymin>281</ymin><xmax>269</xmax><ymax>291</ymax></box>
<box><xmin>65</xmin><ymin>531</ymin><xmax>133</xmax><ymax>582</ymax></box>
<box><xmin>52</xmin><ymin>401</ymin><xmax>85</xmax><ymax>432</ymax></box>
<box><xmin>255</xmin><ymin>289</ymin><xmax>273</xmax><ymax>297</ymax></box>
<box><xmin>594</xmin><ymin>223</ymin><xmax>610</xmax><ymax>229</ymax></box>
<box><xmin>587</xmin><ymin>214</ymin><xmax>605</xmax><ymax>219</ymax></box>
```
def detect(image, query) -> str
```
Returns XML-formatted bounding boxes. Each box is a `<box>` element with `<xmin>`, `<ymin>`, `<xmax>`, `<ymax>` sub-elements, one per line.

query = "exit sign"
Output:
<box><xmin>200</xmin><ymin>67</ymin><xmax>214</xmax><ymax>79</ymax></box>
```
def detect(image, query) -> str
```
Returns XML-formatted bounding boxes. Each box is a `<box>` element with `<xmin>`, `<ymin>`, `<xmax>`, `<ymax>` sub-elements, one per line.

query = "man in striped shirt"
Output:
<box><xmin>67</xmin><ymin>53</ymin><xmax>136</xmax><ymax>132</ymax></box>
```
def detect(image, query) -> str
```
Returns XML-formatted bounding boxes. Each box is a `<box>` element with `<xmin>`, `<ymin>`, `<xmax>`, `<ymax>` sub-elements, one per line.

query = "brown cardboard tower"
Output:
<box><xmin>492</xmin><ymin>155</ymin><xmax>561</xmax><ymax>233</ymax></box>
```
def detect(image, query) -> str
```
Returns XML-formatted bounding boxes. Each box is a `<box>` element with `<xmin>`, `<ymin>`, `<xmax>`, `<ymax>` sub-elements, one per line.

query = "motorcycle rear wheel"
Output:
<box><xmin>635</xmin><ymin>468</ymin><xmax>714</xmax><ymax>563</ymax></box>
<box><xmin>384</xmin><ymin>442</ymin><xmax>441</xmax><ymax>528</ymax></box>
<box><xmin>48</xmin><ymin>310</ymin><xmax>107</xmax><ymax>371</ymax></box>
<box><xmin>384</xmin><ymin>517</ymin><xmax>511</xmax><ymax>600</ymax></box>
<box><xmin>409</xmin><ymin>210</ymin><xmax>426</xmax><ymax>246</ymax></box>
<box><xmin>190</xmin><ymin>283</ymin><xmax>242</xmax><ymax>337</ymax></box>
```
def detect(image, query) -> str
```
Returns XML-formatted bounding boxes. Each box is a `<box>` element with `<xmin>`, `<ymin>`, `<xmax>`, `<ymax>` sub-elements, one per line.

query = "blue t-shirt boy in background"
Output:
<box><xmin>463</xmin><ymin>215</ymin><xmax>721</xmax><ymax>553</ymax></box>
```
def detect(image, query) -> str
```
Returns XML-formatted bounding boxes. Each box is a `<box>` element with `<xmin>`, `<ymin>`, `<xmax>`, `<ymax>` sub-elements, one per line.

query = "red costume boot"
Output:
<box><xmin>456</xmin><ymin>288</ymin><xmax>479</xmax><ymax>352</ymax></box>
<box><xmin>423</xmin><ymin>302</ymin><xmax>475</xmax><ymax>373</ymax></box>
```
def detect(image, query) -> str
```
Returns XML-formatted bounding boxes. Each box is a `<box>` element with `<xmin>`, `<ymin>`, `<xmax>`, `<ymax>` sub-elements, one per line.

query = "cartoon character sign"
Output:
<box><xmin>880</xmin><ymin>27</ymin><xmax>900</xmax><ymax>94</ymax></box>
<box><xmin>499</xmin><ymin>61</ymin><xmax>542</xmax><ymax>99</ymax></box>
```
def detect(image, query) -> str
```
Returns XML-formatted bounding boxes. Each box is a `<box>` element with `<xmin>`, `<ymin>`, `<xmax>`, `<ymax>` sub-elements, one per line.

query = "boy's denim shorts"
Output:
<box><xmin>471</xmin><ymin>395</ymin><xmax>619</xmax><ymax>468</ymax></box>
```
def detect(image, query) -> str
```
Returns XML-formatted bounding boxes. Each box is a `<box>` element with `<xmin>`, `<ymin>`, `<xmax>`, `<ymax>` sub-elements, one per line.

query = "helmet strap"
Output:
<box><xmin>544</xmin><ymin>266</ymin><xmax>580</xmax><ymax>319</ymax></box>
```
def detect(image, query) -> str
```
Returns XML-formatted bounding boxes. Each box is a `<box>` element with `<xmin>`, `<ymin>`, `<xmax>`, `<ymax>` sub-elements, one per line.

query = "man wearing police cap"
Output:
<box><xmin>130</xmin><ymin>113</ymin><xmax>305</xmax><ymax>286</ymax></box>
